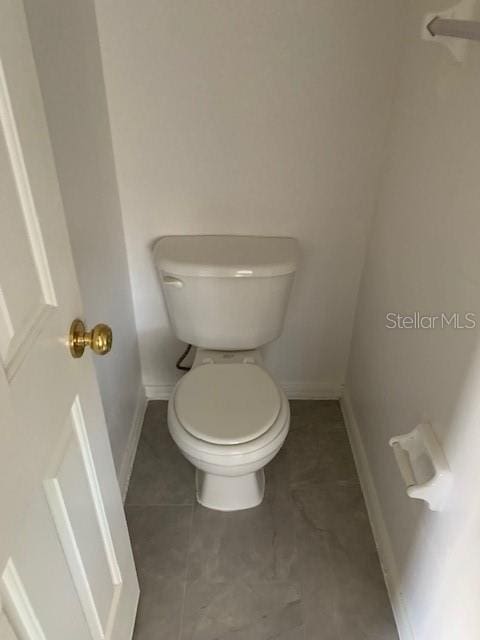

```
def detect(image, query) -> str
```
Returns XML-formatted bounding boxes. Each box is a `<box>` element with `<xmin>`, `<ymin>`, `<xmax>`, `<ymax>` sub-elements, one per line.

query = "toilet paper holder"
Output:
<box><xmin>389</xmin><ymin>423</ymin><xmax>452</xmax><ymax>511</ymax></box>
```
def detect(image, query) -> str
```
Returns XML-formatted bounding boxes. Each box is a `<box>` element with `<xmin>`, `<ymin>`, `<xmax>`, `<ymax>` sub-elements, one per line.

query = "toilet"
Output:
<box><xmin>153</xmin><ymin>235</ymin><xmax>298</xmax><ymax>511</ymax></box>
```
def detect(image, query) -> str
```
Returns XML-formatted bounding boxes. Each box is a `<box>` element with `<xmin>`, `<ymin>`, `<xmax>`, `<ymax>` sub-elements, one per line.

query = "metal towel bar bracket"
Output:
<box><xmin>422</xmin><ymin>0</ymin><xmax>477</xmax><ymax>60</ymax></box>
<box><xmin>427</xmin><ymin>16</ymin><xmax>480</xmax><ymax>41</ymax></box>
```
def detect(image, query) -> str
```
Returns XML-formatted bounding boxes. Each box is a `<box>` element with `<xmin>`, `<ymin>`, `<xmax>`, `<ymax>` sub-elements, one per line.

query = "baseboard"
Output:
<box><xmin>145</xmin><ymin>384</ymin><xmax>174</xmax><ymax>400</ymax></box>
<box><xmin>281</xmin><ymin>381</ymin><xmax>342</xmax><ymax>399</ymax></box>
<box><xmin>118</xmin><ymin>385</ymin><xmax>148</xmax><ymax>502</ymax></box>
<box><xmin>145</xmin><ymin>381</ymin><xmax>342</xmax><ymax>401</ymax></box>
<box><xmin>340</xmin><ymin>390</ymin><xmax>414</xmax><ymax>640</ymax></box>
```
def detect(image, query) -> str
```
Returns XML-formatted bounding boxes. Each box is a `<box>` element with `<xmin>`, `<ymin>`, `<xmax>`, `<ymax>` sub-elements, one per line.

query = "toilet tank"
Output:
<box><xmin>154</xmin><ymin>235</ymin><xmax>299</xmax><ymax>350</ymax></box>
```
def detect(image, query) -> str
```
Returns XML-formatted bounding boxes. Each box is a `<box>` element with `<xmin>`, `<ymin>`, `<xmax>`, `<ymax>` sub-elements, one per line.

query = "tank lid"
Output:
<box><xmin>153</xmin><ymin>235</ymin><xmax>299</xmax><ymax>277</ymax></box>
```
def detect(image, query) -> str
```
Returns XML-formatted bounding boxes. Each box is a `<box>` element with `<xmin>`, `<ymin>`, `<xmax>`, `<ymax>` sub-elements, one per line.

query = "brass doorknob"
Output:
<box><xmin>69</xmin><ymin>319</ymin><xmax>113</xmax><ymax>358</ymax></box>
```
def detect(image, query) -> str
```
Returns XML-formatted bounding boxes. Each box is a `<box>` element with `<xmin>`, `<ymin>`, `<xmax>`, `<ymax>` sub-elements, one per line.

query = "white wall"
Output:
<box><xmin>346</xmin><ymin>1</ymin><xmax>480</xmax><ymax>638</ymax></box>
<box><xmin>23</xmin><ymin>0</ymin><xmax>144</xmax><ymax>479</ymax></box>
<box><xmin>95</xmin><ymin>0</ymin><xmax>403</xmax><ymax>397</ymax></box>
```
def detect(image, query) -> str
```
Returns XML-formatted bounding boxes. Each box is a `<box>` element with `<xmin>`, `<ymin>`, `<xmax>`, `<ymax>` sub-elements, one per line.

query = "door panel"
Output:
<box><xmin>44</xmin><ymin>397</ymin><xmax>122</xmax><ymax>640</ymax></box>
<box><xmin>1</xmin><ymin>496</ymin><xmax>91</xmax><ymax>640</ymax></box>
<box><xmin>0</xmin><ymin>60</ymin><xmax>56</xmax><ymax>378</ymax></box>
<box><xmin>1</xmin><ymin>560</ymin><xmax>49</xmax><ymax>640</ymax></box>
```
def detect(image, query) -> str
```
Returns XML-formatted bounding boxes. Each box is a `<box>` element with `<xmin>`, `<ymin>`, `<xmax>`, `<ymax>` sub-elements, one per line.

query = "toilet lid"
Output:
<box><xmin>174</xmin><ymin>364</ymin><xmax>281</xmax><ymax>445</ymax></box>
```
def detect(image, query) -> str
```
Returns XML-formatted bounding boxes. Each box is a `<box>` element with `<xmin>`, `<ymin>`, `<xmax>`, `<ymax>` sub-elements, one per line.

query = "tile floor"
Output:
<box><xmin>125</xmin><ymin>400</ymin><xmax>398</xmax><ymax>640</ymax></box>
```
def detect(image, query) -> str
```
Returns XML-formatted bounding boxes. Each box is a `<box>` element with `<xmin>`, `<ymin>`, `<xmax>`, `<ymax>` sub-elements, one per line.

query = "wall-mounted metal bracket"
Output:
<box><xmin>422</xmin><ymin>0</ymin><xmax>476</xmax><ymax>61</ymax></box>
<box><xmin>427</xmin><ymin>16</ymin><xmax>480</xmax><ymax>41</ymax></box>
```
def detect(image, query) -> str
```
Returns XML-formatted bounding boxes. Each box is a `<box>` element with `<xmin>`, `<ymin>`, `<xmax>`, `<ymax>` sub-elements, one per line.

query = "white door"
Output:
<box><xmin>0</xmin><ymin>1</ymin><xmax>139</xmax><ymax>639</ymax></box>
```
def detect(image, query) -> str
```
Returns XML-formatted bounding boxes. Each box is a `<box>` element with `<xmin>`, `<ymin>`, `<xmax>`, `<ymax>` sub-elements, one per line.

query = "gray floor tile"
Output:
<box><xmin>127</xmin><ymin>505</ymin><xmax>193</xmax><ymax>640</ymax></box>
<box><xmin>126</xmin><ymin>401</ymin><xmax>195</xmax><ymax>506</ymax></box>
<box><xmin>289</xmin><ymin>400</ymin><xmax>344</xmax><ymax>431</ymax></box>
<box><xmin>132</xmin><ymin>575</ymin><xmax>184</xmax><ymax>640</ymax></box>
<box><xmin>285</xmin><ymin>419</ymin><xmax>358</xmax><ymax>486</ymax></box>
<box><xmin>126</xmin><ymin>505</ymin><xmax>192</xmax><ymax>578</ymax></box>
<box><xmin>292</xmin><ymin>481</ymin><xmax>398</xmax><ymax>640</ymax></box>
<box><xmin>181</xmin><ymin>580</ymin><xmax>303</xmax><ymax>640</ymax></box>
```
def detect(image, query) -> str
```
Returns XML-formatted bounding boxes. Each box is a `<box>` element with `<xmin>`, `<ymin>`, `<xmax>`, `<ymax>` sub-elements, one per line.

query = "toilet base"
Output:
<box><xmin>195</xmin><ymin>469</ymin><xmax>265</xmax><ymax>511</ymax></box>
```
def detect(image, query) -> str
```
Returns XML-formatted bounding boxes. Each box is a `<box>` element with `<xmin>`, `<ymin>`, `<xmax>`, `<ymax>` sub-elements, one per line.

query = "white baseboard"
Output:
<box><xmin>145</xmin><ymin>381</ymin><xmax>342</xmax><ymax>401</ymax></box>
<box><xmin>340</xmin><ymin>390</ymin><xmax>414</xmax><ymax>640</ymax></box>
<box><xmin>118</xmin><ymin>385</ymin><xmax>148</xmax><ymax>502</ymax></box>
<box><xmin>145</xmin><ymin>384</ymin><xmax>174</xmax><ymax>400</ymax></box>
<box><xmin>282</xmin><ymin>381</ymin><xmax>342</xmax><ymax>399</ymax></box>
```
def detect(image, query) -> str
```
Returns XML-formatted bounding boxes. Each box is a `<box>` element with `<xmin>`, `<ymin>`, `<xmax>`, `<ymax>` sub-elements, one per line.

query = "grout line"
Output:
<box><xmin>284</xmin><ymin>437</ymin><xmax>307</xmax><ymax>639</ymax></box>
<box><xmin>177</xmin><ymin>503</ymin><xmax>195</xmax><ymax>640</ymax></box>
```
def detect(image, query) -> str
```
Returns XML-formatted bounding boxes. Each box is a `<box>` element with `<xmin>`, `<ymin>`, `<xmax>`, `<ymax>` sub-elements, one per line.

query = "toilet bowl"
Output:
<box><xmin>167</xmin><ymin>350</ymin><xmax>290</xmax><ymax>511</ymax></box>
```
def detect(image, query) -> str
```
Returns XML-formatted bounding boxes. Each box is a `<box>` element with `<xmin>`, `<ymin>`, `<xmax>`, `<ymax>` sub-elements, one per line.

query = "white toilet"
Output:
<box><xmin>153</xmin><ymin>235</ymin><xmax>298</xmax><ymax>511</ymax></box>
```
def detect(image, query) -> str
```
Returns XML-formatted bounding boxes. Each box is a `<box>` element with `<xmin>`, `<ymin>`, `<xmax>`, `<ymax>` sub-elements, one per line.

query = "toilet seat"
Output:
<box><xmin>174</xmin><ymin>363</ymin><xmax>281</xmax><ymax>445</ymax></box>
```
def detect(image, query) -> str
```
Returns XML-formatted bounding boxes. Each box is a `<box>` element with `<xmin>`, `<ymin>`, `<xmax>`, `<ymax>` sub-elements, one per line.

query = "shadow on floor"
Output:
<box><xmin>125</xmin><ymin>400</ymin><xmax>398</xmax><ymax>640</ymax></box>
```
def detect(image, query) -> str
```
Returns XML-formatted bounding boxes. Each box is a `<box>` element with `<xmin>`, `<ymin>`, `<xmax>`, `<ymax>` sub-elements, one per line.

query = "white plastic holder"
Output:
<box><xmin>389</xmin><ymin>423</ymin><xmax>452</xmax><ymax>511</ymax></box>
